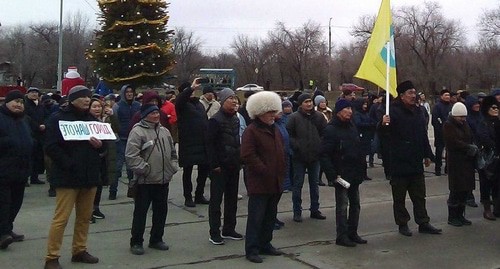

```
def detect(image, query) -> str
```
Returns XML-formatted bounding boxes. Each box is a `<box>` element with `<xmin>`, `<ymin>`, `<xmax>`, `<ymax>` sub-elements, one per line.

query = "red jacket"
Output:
<box><xmin>161</xmin><ymin>101</ymin><xmax>177</xmax><ymax>125</ymax></box>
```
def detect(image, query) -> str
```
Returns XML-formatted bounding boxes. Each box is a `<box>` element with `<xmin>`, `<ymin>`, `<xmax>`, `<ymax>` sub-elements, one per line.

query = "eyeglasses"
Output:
<box><xmin>490</xmin><ymin>106</ymin><xmax>499</xmax><ymax>110</ymax></box>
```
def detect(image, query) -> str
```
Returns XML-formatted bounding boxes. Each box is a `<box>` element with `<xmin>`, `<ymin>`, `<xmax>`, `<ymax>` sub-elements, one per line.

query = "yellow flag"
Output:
<box><xmin>354</xmin><ymin>0</ymin><xmax>397</xmax><ymax>97</ymax></box>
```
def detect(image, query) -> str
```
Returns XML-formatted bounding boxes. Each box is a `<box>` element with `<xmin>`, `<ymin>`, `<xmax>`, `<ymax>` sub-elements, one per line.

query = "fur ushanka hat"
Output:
<box><xmin>246</xmin><ymin>91</ymin><xmax>282</xmax><ymax>119</ymax></box>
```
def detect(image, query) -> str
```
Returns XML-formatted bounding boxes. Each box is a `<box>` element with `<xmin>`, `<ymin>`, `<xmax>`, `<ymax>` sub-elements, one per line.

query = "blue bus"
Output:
<box><xmin>197</xmin><ymin>68</ymin><xmax>236</xmax><ymax>90</ymax></box>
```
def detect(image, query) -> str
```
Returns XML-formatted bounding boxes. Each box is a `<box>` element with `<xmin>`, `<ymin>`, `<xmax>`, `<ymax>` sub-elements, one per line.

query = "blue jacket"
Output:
<box><xmin>0</xmin><ymin>106</ymin><xmax>33</xmax><ymax>184</ymax></box>
<box><xmin>113</xmin><ymin>85</ymin><xmax>141</xmax><ymax>140</ymax></box>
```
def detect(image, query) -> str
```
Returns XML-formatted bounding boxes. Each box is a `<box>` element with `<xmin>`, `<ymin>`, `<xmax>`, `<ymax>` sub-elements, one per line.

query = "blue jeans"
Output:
<box><xmin>245</xmin><ymin>194</ymin><xmax>280</xmax><ymax>256</ymax></box>
<box><xmin>110</xmin><ymin>139</ymin><xmax>134</xmax><ymax>194</ymax></box>
<box><xmin>292</xmin><ymin>160</ymin><xmax>320</xmax><ymax>214</ymax></box>
<box><xmin>335</xmin><ymin>183</ymin><xmax>360</xmax><ymax>239</ymax></box>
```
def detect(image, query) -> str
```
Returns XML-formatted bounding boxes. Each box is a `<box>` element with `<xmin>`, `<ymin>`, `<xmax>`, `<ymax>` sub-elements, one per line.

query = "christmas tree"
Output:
<box><xmin>86</xmin><ymin>0</ymin><xmax>175</xmax><ymax>86</ymax></box>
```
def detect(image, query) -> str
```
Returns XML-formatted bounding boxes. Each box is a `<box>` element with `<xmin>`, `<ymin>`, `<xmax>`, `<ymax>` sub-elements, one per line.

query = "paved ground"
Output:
<box><xmin>1</xmin><ymin>158</ymin><xmax>500</xmax><ymax>269</ymax></box>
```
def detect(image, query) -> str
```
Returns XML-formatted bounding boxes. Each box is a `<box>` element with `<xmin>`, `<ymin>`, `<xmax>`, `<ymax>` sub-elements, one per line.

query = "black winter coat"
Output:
<box><xmin>320</xmin><ymin>117</ymin><xmax>366</xmax><ymax>185</ymax></box>
<box><xmin>175</xmin><ymin>87</ymin><xmax>209</xmax><ymax>167</ymax></box>
<box><xmin>207</xmin><ymin>109</ymin><xmax>241</xmax><ymax>170</ymax></box>
<box><xmin>286</xmin><ymin>108</ymin><xmax>327</xmax><ymax>163</ymax></box>
<box><xmin>0</xmin><ymin>106</ymin><xmax>33</xmax><ymax>184</ymax></box>
<box><xmin>378</xmin><ymin>100</ymin><xmax>433</xmax><ymax>178</ymax></box>
<box><xmin>443</xmin><ymin>117</ymin><xmax>475</xmax><ymax>192</ymax></box>
<box><xmin>44</xmin><ymin>104</ymin><xmax>104</xmax><ymax>188</ymax></box>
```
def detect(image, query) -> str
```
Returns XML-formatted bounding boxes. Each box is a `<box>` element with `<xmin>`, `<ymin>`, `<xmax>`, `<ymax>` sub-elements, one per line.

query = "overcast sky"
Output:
<box><xmin>1</xmin><ymin>0</ymin><xmax>498</xmax><ymax>54</ymax></box>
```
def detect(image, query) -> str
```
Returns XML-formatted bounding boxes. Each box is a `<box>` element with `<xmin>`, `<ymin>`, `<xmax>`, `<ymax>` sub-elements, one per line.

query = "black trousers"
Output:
<box><xmin>434</xmin><ymin>144</ymin><xmax>445</xmax><ymax>171</ymax></box>
<box><xmin>130</xmin><ymin>184</ymin><xmax>169</xmax><ymax>246</ymax></box>
<box><xmin>245</xmin><ymin>193</ymin><xmax>280</xmax><ymax>256</ymax></box>
<box><xmin>0</xmin><ymin>182</ymin><xmax>26</xmax><ymax>236</ymax></box>
<box><xmin>208</xmin><ymin>166</ymin><xmax>239</xmax><ymax>237</ymax></box>
<box><xmin>182</xmin><ymin>164</ymin><xmax>209</xmax><ymax>200</ymax></box>
<box><xmin>390</xmin><ymin>174</ymin><xmax>430</xmax><ymax>226</ymax></box>
<box><xmin>335</xmin><ymin>184</ymin><xmax>360</xmax><ymax>239</ymax></box>
<box><xmin>448</xmin><ymin>191</ymin><xmax>468</xmax><ymax>207</ymax></box>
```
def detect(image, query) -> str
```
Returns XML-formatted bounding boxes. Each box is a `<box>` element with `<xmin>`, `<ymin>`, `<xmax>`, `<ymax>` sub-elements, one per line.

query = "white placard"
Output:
<box><xmin>58</xmin><ymin>121</ymin><xmax>117</xmax><ymax>141</ymax></box>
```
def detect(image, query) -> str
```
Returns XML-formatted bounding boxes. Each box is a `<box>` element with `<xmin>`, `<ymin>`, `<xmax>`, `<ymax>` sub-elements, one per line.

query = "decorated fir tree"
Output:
<box><xmin>87</xmin><ymin>0</ymin><xmax>175</xmax><ymax>86</ymax></box>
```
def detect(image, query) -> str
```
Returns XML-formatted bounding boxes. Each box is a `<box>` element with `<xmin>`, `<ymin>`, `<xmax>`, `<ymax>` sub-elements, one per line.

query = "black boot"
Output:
<box><xmin>447</xmin><ymin>206</ymin><xmax>462</xmax><ymax>227</ymax></box>
<box><xmin>458</xmin><ymin>205</ymin><xmax>472</xmax><ymax>225</ymax></box>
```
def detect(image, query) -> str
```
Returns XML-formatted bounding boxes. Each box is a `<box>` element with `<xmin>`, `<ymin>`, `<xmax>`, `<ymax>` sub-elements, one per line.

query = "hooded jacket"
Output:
<box><xmin>113</xmin><ymin>85</ymin><xmax>141</xmax><ymax>140</ymax></box>
<box><xmin>125</xmin><ymin>120</ymin><xmax>178</xmax><ymax>185</ymax></box>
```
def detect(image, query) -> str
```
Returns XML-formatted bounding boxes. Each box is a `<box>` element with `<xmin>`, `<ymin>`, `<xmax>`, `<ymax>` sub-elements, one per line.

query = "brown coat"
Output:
<box><xmin>241</xmin><ymin>120</ymin><xmax>286</xmax><ymax>194</ymax></box>
<box><xmin>443</xmin><ymin>117</ymin><xmax>476</xmax><ymax>192</ymax></box>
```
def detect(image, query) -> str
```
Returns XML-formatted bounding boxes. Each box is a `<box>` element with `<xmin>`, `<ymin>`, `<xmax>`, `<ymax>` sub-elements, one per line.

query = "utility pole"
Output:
<box><xmin>328</xmin><ymin>17</ymin><xmax>332</xmax><ymax>91</ymax></box>
<box><xmin>57</xmin><ymin>0</ymin><xmax>63</xmax><ymax>91</ymax></box>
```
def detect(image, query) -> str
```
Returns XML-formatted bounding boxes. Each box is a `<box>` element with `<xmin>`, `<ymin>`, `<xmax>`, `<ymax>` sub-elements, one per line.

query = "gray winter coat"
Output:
<box><xmin>125</xmin><ymin>120</ymin><xmax>178</xmax><ymax>185</ymax></box>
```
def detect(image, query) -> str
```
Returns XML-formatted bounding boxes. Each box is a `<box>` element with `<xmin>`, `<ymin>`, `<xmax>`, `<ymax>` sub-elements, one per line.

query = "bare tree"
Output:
<box><xmin>269</xmin><ymin>21</ymin><xmax>324</xmax><ymax>90</ymax></box>
<box><xmin>171</xmin><ymin>27</ymin><xmax>207</xmax><ymax>83</ymax></box>
<box><xmin>396</xmin><ymin>1</ymin><xmax>465</xmax><ymax>92</ymax></box>
<box><xmin>478</xmin><ymin>4</ymin><xmax>500</xmax><ymax>42</ymax></box>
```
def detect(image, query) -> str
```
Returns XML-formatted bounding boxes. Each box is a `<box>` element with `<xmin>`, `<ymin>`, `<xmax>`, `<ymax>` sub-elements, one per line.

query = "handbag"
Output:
<box><xmin>476</xmin><ymin>147</ymin><xmax>495</xmax><ymax>170</ymax></box>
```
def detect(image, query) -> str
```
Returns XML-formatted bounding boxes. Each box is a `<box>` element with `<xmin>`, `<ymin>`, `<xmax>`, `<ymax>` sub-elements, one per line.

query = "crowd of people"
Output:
<box><xmin>0</xmin><ymin>75</ymin><xmax>499</xmax><ymax>268</ymax></box>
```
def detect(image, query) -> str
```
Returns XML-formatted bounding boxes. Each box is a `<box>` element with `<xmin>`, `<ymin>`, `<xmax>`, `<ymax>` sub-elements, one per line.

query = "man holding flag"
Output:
<box><xmin>378</xmin><ymin>81</ymin><xmax>442</xmax><ymax>236</ymax></box>
<box><xmin>356</xmin><ymin>0</ymin><xmax>441</xmax><ymax>237</ymax></box>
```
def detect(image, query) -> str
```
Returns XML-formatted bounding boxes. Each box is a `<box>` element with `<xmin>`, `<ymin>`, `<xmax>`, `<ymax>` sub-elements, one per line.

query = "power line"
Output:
<box><xmin>82</xmin><ymin>0</ymin><xmax>99</xmax><ymax>13</ymax></box>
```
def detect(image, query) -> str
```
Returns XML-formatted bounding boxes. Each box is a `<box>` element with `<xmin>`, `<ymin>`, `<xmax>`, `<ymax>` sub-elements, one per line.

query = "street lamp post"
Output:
<box><xmin>328</xmin><ymin>17</ymin><xmax>332</xmax><ymax>91</ymax></box>
<box><xmin>57</xmin><ymin>0</ymin><xmax>63</xmax><ymax>91</ymax></box>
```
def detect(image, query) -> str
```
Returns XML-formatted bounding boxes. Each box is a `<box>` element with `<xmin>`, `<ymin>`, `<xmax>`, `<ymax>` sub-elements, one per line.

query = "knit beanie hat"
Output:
<box><xmin>202</xmin><ymin>86</ymin><xmax>215</xmax><ymax>95</ymax></box>
<box><xmin>451</xmin><ymin>102</ymin><xmax>467</xmax><ymax>117</ymax></box>
<box><xmin>142</xmin><ymin>91</ymin><xmax>161</xmax><ymax>105</ymax></box>
<box><xmin>140</xmin><ymin>104</ymin><xmax>159</xmax><ymax>119</ymax></box>
<box><xmin>334</xmin><ymin>99</ymin><xmax>352</xmax><ymax>113</ymax></box>
<box><xmin>27</xmin><ymin>87</ymin><xmax>40</xmax><ymax>94</ymax></box>
<box><xmin>5</xmin><ymin>90</ymin><xmax>25</xmax><ymax>104</ymax></box>
<box><xmin>282</xmin><ymin>100</ymin><xmax>292</xmax><ymax>108</ymax></box>
<box><xmin>217</xmin><ymin>88</ymin><xmax>235</xmax><ymax>104</ymax></box>
<box><xmin>314</xmin><ymin>95</ymin><xmax>326</xmax><ymax>106</ymax></box>
<box><xmin>297</xmin><ymin>93</ymin><xmax>312</xmax><ymax>105</ymax></box>
<box><xmin>68</xmin><ymin>85</ymin><xmax>92</xmax><ymax>102</ymax></box>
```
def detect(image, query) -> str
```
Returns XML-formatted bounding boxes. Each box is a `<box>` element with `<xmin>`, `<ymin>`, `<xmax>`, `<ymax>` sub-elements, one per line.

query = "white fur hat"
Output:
<box><xmin>246</xmin><ymin>91</ymin><xmax>282</xmax><ymax>119</ymax></box>
<box><xmin>451</xmin><ymin>102</ymin><xmax>467</xmax><ymax>117</ymax></box>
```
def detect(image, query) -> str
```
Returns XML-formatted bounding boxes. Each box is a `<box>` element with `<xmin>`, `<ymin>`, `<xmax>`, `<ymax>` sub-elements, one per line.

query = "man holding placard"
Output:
<box><xmin>44</xmin><ymin>85</ymin><xmax>106</xmax><ymax>269</ymax></box>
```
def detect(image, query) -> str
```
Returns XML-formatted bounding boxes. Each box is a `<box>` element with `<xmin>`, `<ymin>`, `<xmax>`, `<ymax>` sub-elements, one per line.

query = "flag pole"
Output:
<box><xmin>385</xmin><ymin>41</ymin><xmax>390</xmax><ymax>115</ymax></box>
